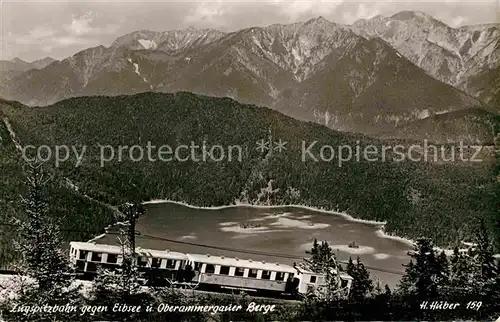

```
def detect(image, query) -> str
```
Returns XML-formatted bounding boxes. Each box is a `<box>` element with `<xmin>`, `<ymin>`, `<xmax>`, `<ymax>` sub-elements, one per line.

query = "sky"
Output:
<box><xmin>1</xmin><ymin>0</ymin><xmax>499</xmax><ymax>62</ymax></box>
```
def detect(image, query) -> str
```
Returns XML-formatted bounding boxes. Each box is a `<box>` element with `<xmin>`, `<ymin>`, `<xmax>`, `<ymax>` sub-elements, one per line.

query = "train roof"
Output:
<box><xmin>186</xmin><ymin>253</ymin><xmax>296</xmax><ymax>273</ymax></box>
<box><xmin>71</xmin><ymin>242</ymin><xmax>122</xmax><ymax>254</ymax></box>
<box><xmin>137</xmin><ymin>248</ymin><xmax>187</xmax><ymax>260</ymax></box>
<box><xmin>70</xmin><ymin>242</ymin><xmax>187</xmax><ymax>260</ymax></box>
<box><xmin>293</xmin><ymin>262</ymin><xmax>351</xmax><ymax>279</ymax></box>
<box><xmin>294</xmin><ymin>266</ymin><xmax>339</xmax><ymax>276</ymax></box>
<box><xmin>339</xmin><ymin>273</ymin><xmax>353</xmax><ymax>280</ymax></box>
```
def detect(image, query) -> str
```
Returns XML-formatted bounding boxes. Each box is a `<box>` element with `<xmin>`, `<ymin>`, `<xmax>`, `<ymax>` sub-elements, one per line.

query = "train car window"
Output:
<box><xmin>138</xmin><ymin>256</ymin><xmax>148</xmax><ymax>267</ymax></box>
<box><xmin>261</xmin><ymin>270</ymin><xmax>271</xmax><ymax>280</ymax></box>
<box><xmin>219</xmin><ymin>266</ymin><xmax>230</xmax><ymax>275</ymax></box>
<box><xmin>288</xmin><ymin>273</ymin><xmax>294</xmax><ymax>280</ymax></box>
<box><xmin>102</xmin><ymin>263</ymin><xmax>117</xmax><ymax>270</ymax></box>
<box><xmin>76</xmin><ymin>261</ymin><xmax>85</xmax><ymax>270</ymax></box>
<box><xmin>91</xmin><ymin>252</ymin><xmax>102</xmax><ymax>262</ymax></box>
<box><xmin>235</xmin><ymin>267</ymin><xmax>245</xmax><ymax>277</ymax></box>
<box><xmin>194</xmin><ymin>262</ymin><xmax>202</xmax><ymax>270</ymax></box>
<box><xmin>107</xmin><ymin>254</ymin><xmax>118</xmax><ymax>264</ymax></box>
<box><xmin>275</xmin><ymin>272</ymin><xmax>285</xmax><ymax>281</ymax></box>
<box><xmin>205</xmin><ymin>264</ymin><xmax>215</xmax><ymax>274</ymax></box>
<box><xmin>87</xmin><ymin>262</ymin><xmax>97</xmax><ymax>272</ymax></box>
<box><xmin>166</xmin><ymin>259</ymin><xmax>176</xmax><ymax>269</ymax></box>
<box><xmin>248</xmin><ymin>269</ymin><xmax>258</xmax><ymax>278</ymax></box>
<box><xmin>309</xmin><ymin>275</ymin><xmax>317</xmax><ymax>284</ymax></box>
<box><xmin>78</xmin><ymin>250</ymin><xmax>88</xmax><ymax>260</ymax></box>
<box><xmin>151</xmin><ymin>258</ymin><xmax>161</xmax><ymax>268</ymax></box>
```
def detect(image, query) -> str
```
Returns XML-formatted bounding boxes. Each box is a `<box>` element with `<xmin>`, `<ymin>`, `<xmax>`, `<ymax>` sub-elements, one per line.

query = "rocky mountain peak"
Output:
<box><xmin>30</xmin><ymin>57</ymin><xmax>57</xmax><ymax>69</ymax></box>
<box><xmin>10</xmin><ymin>57</ymin><xmax>27</xmax><ymax>64</ymax></box>
<box><xmin>301</xmin><ymin>15</ymin><xmax>337</xmax><ymax>32</ymax></box>
<box><xmin>305</xmin><ymin>16</ymin><xmax>331</xmax><ymax>25</ymax></box>
<box><xmin>228</xmin><ymin>18</ymin><xmax>357</xmax><ymax>81</ymax></box>
<box><xmin>391</xmin><ymin>10</ymin><xmax>431</xmax><ymax>20</ymax></box>
<box><xmin>109</xmin><ymin>27</ymin><xmax>225</xmax><ymax>53</ymax></box>
<box><xmin>390</xmin><ymin>10</ymin><xmax>449</xmax><ymax>29</ymax></box>
<box><xmin>36</xmin><ymin>56</ymin><xmax>55</xmax><ymax>62</ymax></box>
<box><xmin>349</xmin><ymin>11</ymin><xmax>500</xmax><ymax>104</ymax></box>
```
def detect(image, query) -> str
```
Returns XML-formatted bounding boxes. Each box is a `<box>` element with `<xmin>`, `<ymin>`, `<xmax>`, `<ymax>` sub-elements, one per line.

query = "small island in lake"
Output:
<box><xmin>348</xmin><ymin>241</ymin><xmax>359</xmax><ymax>249</ymax></box>
<box><xmin>239</xmin><ymin>222</ymin><xmax>263</xmax><ymax>229</ymax></box>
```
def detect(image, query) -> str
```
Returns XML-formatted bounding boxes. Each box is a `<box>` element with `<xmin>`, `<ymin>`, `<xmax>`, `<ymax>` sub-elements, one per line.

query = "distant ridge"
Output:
<box><xmin>377</xmin><ymin>108</ymin><xmax>500</xmax><ymax>144</ymax></box>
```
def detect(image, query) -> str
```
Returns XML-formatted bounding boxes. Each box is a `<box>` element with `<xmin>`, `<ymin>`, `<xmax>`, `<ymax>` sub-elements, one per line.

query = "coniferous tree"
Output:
<box><xmin>346</xmin><ymin>257</ymin><xmax>355</xmax><ymax>276</ymax></box>
<box><xmin>5</xmin><ymin>163</ymin><xmax>83</xmax><ymax>322</ymax></box>
<box><xmin>468</xmin><ymin>219</ymin><xmax>498</xmax><ymax>303</ymax></box>
<box><xmin>348</xmin><ymin>257</ymin><xmax>373</xmax><ymax>302</ymax></box>
<box><xmin>435</xmin><ymin>251</ymin><xmax>450</xmax><ymax>291</ymax></box>
<box><xmin>492</xmin><ymin>261</ymin><xmax>500</xmax><ymax>305</ymax></box>
<box><xmin>92</xmin><ymin>231</ymin><xmax>142</xmax><ymax>297</ymax></box>
<box><xmin>493</xmin><ymin>132</ymin><xmax>500</xmax><ymax>250</ymax></box>
<box><xmin>471</xmin><ymin>220</ymin><xmax>496</xmax><ymax>285</ymax></box>
<box><xmin>90</xmin><ymin>227</ymin><xmax>152</xmax><ymax>321</ymax></box>
<box><xmin>301</xmin><ymin>239</ymin><xmax>348</xmax><ymax>319</ymax></box>
<box><xmin>307</xmin><ymin>239</ymin><xmax>320</xmax><ymax>259</ymax></box>
<box><xmin>316</xmin><ymin>265</ymin><xmax>344</xmax><ymax>303</ymax></box>
<box><xmin>372</xmin><ymin>279</ymin><xmax>383</xmax><ymax>297</ymax></box>
<box><xmin>449</xmin><ymin>246</ymin><xmax>474</xmax><ymax>296</ymax></box>
<box><xmin>397</xmin><ymin>260</ymin><xmax>417</xmax><ymax>296</ymax></box>
<box><xmin>384</xmin><ymin>284</ymin><xmax>392</xmax><ymax>298</ymax></box>
<box><xmin>307</xmin><ymin>239</ymin><xmax>337</xmax><ymax>272</ymax></box>
<box><xmin>90</xmin><ymin>203</ymin><xmax>152</xmax><ymax>321</ymax></box>
<box><xmin>397</xmin><ymin>237</ymin><xmax>444</xmax><ymax>300</ymax></box>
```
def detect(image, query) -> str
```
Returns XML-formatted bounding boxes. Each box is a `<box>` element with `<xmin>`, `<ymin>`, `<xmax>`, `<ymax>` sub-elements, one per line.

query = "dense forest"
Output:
<box><xmin>0</xmin><ymin>166</ymin><xmax>498</xmax><ymax>321</ymax></box>
<box><xmin>0</xmin><ymin>92</ymin><xmax>498</xmax><ymax>268</ymax></box>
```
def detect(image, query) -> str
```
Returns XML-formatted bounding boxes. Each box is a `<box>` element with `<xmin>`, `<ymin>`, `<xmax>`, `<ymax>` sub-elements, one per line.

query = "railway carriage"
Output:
<box><xmin>186</xmin><ymin>253</ymin><xmax>298</xmax><ymax>295</ymax></box>
<box><xmin>69</xmin><ymin>241</ymin><xmax>353</xmax><ymax>298</ymax></box>
<box><xmin>293</xmin><ymin>263</ymin><xmax>353</xmax><ymax>297</ymax></box>
<box><xmin>69</xmin><ymin>242</ymin><xmax>188</xmax><ymax>282</ymax></box>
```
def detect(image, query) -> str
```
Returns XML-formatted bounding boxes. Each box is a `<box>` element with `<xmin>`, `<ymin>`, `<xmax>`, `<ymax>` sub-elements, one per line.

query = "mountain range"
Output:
<box><xmin>0</xmin><ymin>57</ymin><xmax>57</xmax><ymax>100</ymax></box>
<box><xmin>0</xmin><ymin>57</ymin><xmax>57</xmax><ymax>72</ymax></box>
<box><xmin>352</xmin><ymin>11</ymin><xmax>500</xmax><ymax>106</ymax></box>
<box><xmin>378</xmin><ymin>108</ymin><xmax>500</xmax><ymax>144</ymax></box>
<box><xmin>0</xmin><ymin>11</ymin><xmax>498</xmax><ymax>137</ymax></box>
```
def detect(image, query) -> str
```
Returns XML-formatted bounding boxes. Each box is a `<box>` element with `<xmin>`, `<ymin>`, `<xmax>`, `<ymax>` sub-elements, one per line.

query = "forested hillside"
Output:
<box><xmin>0</xmin><ymin>109</ymin><xmax>117</xmax><ymax>267</ymax></box>
<box><xmin>0</xmin><ymin>92</ymin><xmax>497</xmax><ymax>266</ymax></box>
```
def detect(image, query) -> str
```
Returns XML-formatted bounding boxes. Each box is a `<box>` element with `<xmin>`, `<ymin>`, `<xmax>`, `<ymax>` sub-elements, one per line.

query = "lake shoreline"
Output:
<box><xmin>143</xmin><ymin>199</ymin><xmax>417</xmax><ymax>248</ymax></box>
<box><xmin>91</xmin><ymin>198</ymin><xmax>476</xmax><ymax>259</ymax></box>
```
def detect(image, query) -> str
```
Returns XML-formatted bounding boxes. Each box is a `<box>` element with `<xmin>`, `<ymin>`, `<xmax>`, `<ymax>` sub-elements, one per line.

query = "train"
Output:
<box><xmin>69</xmin><ymin>241</ymin><xmax>353</xmax><ymax>299</ymax></box>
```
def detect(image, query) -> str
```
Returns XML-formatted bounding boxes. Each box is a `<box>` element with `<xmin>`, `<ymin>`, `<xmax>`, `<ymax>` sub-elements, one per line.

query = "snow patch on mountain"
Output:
<box><xmin>138</xmin><ymin>39</ymin><xmax>157</xmax><ymax>50</ymax></box>
<box><xmin>129</xmin><ymin>59</ymin><xmax>153</xmax><ymax>89</ymax></box>
<box><xmin>416</xmin><ymin>109</ymin><xmax>430</xmax><ymax>119</ymax></box>
<box><xmin>111</xmin><ymin>28</ymin><xmax>225</xmax><ymax>54</ymax></box>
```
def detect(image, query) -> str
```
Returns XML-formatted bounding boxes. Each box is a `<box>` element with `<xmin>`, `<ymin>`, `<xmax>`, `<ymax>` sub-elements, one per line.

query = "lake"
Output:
<box><xmin>96</xmin><ymin>202</ymin><xmax>413</xmax><ymax>288</ymax></box>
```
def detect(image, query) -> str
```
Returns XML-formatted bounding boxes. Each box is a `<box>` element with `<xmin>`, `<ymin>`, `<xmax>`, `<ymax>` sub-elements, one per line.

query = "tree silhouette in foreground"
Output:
<box><xmin>3</xmin><ymin>162</ymin><xmax>83</xmax><ymax>322</ymax></box>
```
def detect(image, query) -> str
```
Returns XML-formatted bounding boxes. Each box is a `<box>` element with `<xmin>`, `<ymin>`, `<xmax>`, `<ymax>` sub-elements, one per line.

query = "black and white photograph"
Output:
<box><xmin>0</xmin><ymin>0</ymin><xmax>499</xmax><ymax>321</ymax></box>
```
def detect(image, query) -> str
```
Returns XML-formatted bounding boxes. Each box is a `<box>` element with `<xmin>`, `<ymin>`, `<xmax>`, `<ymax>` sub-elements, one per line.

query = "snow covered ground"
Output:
<box><xmin>0</xmin><ymin>275</ymin><xmax>94</xmax><ymax>304</ymax></box>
